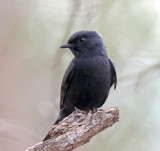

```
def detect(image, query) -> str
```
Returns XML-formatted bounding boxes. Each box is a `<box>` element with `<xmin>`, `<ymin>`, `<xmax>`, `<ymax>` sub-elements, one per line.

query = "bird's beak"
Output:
<box><xmin>60</xmin><ymin>43</ymin><xmax>72</xmax><ymax>49</ymax></box>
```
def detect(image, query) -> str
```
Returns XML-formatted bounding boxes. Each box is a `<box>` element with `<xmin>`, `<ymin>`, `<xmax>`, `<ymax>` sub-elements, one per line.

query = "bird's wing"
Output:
<box><xmin>109</xmin><ymin>59</ymin><xmax>117</xmax><ymax>89</ymax></box>
<box><xmin>60</xmin><ymin>61</ymin><xmax>75</xmax><ymax>109</ymax></box>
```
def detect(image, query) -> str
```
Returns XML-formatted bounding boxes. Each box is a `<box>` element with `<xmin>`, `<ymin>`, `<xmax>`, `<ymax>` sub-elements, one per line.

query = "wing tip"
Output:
<box><xmin>114</xmin><ymin>82</ymin><xmax>117</xmax><ymax>90</ymax></box>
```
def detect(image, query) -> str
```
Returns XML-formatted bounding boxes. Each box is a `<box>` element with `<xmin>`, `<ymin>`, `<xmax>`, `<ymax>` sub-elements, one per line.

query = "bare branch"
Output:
<box><xmin>26</xmin><ymin>107</ymin><xmax>119</xmax><ymax>151</ymax></box>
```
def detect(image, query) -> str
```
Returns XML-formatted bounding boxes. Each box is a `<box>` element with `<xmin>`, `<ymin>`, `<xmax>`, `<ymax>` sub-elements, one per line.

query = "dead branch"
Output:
<box><xmin>26</xmin><ymin>107</ymin><xmax>119</xmax><ymax>151</ymax></box>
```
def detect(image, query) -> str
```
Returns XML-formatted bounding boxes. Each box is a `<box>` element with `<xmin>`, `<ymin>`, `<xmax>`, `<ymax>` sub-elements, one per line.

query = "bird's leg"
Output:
<box><xmin>74</xmin><ymin>107</ymin><xmax>82</xmax><ymax>114</ymax></box>
<box><xmin>91</xmin><ymin>108</ymin><xmax>98</xmax><ymax>114</ymax></box>
<box><xmin>74</xmin><ymin>107</ymin><xmax>88</xmax><ymax>114</ymax></box>
<box><xmin>74</xmin><ymin>107</ymin><xmax>80</xmax><ymax>114</ymax></box>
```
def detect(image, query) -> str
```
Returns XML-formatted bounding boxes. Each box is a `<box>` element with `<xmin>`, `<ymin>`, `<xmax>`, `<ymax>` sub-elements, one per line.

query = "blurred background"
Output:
<box><xmin>0</xmin><ymin>0</ymin><xmax>160</xmax><ymax>151</ymax></box>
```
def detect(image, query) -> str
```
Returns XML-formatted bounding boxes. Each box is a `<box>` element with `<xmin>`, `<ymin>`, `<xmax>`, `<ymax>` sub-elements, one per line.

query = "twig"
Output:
<box><xmin>26</xmin><ymin>107</ymin><xmax>119</xmax><ymax>151</ymax></box>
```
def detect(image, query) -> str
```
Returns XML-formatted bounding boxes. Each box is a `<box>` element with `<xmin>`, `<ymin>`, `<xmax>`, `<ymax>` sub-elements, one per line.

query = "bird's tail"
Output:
<box><xmin>43</xmin><ymin>108</ymin><xmax>72</xmax><ymax>141</ymax></box>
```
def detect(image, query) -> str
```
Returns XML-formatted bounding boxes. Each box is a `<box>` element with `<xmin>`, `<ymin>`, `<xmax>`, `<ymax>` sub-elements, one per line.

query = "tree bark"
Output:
<box><xmin>26</xmin><ymin>107</ymin><xmax>119</xmax><ymax>151</ymax></box>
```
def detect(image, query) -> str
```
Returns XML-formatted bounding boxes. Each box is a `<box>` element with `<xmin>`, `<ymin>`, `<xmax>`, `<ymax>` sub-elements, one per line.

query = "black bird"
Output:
<box><xmin>43</xmin><ymin>30</ymin><xmax>117</xmax><ymax>141</ymax></box>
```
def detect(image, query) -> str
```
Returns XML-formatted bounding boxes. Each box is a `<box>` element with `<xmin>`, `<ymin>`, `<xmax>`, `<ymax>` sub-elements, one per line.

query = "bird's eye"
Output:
<box><xmin>78</xmin><ymin>37</ymin><xmax>86</xmax><ymax>44</ymax></box>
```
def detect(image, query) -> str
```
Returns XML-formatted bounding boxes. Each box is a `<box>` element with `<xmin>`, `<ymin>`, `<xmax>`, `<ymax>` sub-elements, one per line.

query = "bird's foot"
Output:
<box><xmin>74</xmin><ymin>107</ymin><xmax>86</xmax><ymax>114</ymax></box>
<box><xmin>91</xmin><ymin>108</ymin><xmax>98</xmax><ymax>114</ymax></box>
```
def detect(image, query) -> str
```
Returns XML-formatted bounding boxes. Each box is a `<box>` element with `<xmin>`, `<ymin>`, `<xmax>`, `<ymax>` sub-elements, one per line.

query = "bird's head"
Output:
<box><xmin>60</xmin><ymin>30</ymin><xmax>107</xmax><ymax>58</ymax></box>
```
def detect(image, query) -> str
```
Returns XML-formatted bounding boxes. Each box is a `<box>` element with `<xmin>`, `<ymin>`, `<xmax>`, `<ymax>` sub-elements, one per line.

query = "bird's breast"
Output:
<box><xmin>67</xmin><ymin>57</ymin><xmax>111</xmax><ymax>110</ymax></box>
<box><xmin>74</xmin><ymin>57</ymin><xmax>111</xmax><ymax>87</ymax></box>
